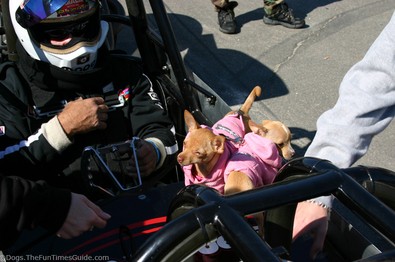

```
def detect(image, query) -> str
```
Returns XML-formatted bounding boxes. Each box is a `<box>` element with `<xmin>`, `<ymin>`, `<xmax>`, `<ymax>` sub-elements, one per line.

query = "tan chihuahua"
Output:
<box><xmin>178</xmin><ymin>85</ymin><xmax>263</xmax><ymax>182</ymax></box>
<box><xmin>178</xmin><ymin>86</ymin><xmax>293</xmax><ymax>236</ymax></box>
<box><xmin>248</xmin><ymin>119</ymin><xmax>295</xmax><ymax>160</ymax></box>
<box><xmin>178</xmin><ymin>110</ymin><xmax>260</xmax><ymax>193</ymax></box>
<box><xmin>215</xmin><ymin>85</ymin><xmax>294</xmax><ymax>160</ymax></box>
<box><xmin>177</xmin><ymin>110</ymin><xmax>226</xmax><ymax>177</ymax></box>
<box><xmin>178</xmin><ymin>109</ymin><xmax>282</xmax><ymax>237</ymax></box>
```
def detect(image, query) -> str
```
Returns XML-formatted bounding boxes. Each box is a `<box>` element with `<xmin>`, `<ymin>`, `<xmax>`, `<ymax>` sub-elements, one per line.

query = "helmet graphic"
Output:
<box><xmin>10</xmin><ymin>0</ymin><xmax>109</xmax><ymax>71</ymax></box>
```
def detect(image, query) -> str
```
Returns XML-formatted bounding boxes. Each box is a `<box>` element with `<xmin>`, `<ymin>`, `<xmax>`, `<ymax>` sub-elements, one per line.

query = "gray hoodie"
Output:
<box><xmin>305</xmin><ymin>11</ymin><xmax>395</xmax><ymax>206</ymax></box>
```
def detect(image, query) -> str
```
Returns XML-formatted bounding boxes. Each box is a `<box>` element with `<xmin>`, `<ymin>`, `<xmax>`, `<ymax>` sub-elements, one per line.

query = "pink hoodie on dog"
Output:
<box><xmin>224</xmin><ymin>133</ymin><xmax>282</xmax><ymax>188</ymax></box>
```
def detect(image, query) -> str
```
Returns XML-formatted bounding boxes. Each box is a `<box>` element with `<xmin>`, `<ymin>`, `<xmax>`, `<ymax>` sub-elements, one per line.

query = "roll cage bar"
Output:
<box><xmin>133</xmin><ymin>157</ymin><xmax>395</xmax><ymax>261</ymax></box>
<box><xmin>2</xmin><ymin>0</ymin><xmax>395</xmax><ymax>261</ymax></box>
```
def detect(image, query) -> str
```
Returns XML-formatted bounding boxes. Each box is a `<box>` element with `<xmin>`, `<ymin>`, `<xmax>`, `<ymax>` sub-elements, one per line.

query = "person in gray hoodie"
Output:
<box><xmin>293</xmin><ymin>10</ymin><xmax>395</xmax><ymax>260</ymax></box>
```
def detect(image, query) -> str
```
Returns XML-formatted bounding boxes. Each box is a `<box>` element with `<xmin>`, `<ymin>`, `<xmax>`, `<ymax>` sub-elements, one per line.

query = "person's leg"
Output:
<box><xmin>263</xmin><ymin>0</ymin><xmax>305</xmax><ymax>29</ymax></box>
<box><xmin>211</xmin><ymin>0</ymin><xmax>238</xmax><ymax>34</ymax></box>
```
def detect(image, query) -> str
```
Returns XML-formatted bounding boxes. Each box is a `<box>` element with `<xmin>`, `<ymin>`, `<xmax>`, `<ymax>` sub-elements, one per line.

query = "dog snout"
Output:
<box><xmin>177</xmin><ymin>153</ymin><xmax>190</xmax><ymax>166</ymax></box>
<box><xmin>283</xmin><ymin>146</ymin><xmax>295</xmax><ymax>160</ymax></box>
<box><xmin>177</xmin><ymin>154</ymin><xmax>184</xmax><ymax>164</ymax></box>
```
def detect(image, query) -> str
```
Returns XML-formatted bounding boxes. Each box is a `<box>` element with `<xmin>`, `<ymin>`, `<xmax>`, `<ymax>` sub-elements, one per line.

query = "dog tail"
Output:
<box><xmin>239</xmin><ymin>86</ymin><xmax>262</xmax><ymax>115</ymax></box>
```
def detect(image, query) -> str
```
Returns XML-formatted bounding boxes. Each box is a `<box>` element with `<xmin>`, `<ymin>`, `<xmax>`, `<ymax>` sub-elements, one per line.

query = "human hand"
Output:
<box><xmin>56</xmin><ymin>193</ymin><xmax>111</xmax><ymax>239</ymax></box>
<box><xmin>128</xmin><ymin>139</ymin><xmax>158</xmax><ymax>177</ymax></box>
<box><xmin>292</xmin><ymin>201</ymin><xmax>328</xmax><ymax>259</ymax></box>
<box><xmin>57</xmin><ymin>97</ymin><xmax>109</xmax><ymax>137</ymax></box>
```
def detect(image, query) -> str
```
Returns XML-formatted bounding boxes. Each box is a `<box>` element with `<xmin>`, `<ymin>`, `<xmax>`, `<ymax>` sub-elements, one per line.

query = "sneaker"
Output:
<box><xmin>218</xmin><ymin>1</ymin><xmax>238</xmax><ymax>34</ymax></box>
<box><xmin>263</xmin><ymin>3</ymin><xmax>305</xmax><ymax>29</ymax></box>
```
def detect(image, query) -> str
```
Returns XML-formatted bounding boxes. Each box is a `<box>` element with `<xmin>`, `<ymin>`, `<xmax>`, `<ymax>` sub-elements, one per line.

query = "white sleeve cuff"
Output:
<box><xmin>41</xmin><ymin>117</ymin><xmax>72</xmax><ymax>152</ymax></box>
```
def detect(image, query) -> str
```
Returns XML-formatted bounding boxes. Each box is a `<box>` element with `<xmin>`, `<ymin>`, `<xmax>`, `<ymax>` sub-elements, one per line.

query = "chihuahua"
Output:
<box><xmin>178</xmin><ymin>86</ymin><xmax>264</xmax><ymax>192</ymax></box>
<box><xmin>178</xmin><ymin>110</ymin><xmax>283</xmax><ymax>237</ymax></box>
<box><xmin>248</xmin><ymin>119</ymin><xmax>295</xmax><ymax>160</ymax></box>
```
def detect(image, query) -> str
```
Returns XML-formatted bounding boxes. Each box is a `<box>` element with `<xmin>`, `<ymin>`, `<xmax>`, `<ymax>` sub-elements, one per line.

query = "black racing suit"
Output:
<box><xmin>0</xmin><ymin>44</ymin><xmax>178</xmax><ymax>193</ymax></box>
<box><xmin>0</xmin><ymin>173</ymin><xmax>70</xmax><ymax>250</ymax></box>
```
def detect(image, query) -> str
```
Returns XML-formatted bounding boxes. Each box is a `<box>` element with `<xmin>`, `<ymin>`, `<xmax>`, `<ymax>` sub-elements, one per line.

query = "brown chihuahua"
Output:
<box><xmin>248</xmin><ymin>119</ymin><xmax>295</xmax><ymax>160</ymax></box>
<box><xmin>178</xmin><ymin>85</ymin><xmax>295</xmax><ymax>237</ymax></box>
<box><xmin>178</xmin><ymin>86</ymin><xmax>263</xmax><ymax>183</ymax></box>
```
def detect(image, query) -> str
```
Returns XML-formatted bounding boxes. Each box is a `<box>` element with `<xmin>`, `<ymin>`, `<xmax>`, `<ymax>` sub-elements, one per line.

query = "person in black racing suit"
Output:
<box><xmin>0</xmin><ymin>0</ymin><xmax>178</xmax><ymax>194</ymax></box>
<box><xmin>0</xmin><ymin>172</ymin><xmax>111</xmax><ymax>248</ymax></box>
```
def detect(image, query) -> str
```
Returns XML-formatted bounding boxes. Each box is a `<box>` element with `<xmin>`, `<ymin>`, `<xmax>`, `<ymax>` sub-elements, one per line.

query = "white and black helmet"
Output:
<box><xmin>10</xmin><ymin>0</ymin><xmax>109</xmax><ymax>71</ymax></box>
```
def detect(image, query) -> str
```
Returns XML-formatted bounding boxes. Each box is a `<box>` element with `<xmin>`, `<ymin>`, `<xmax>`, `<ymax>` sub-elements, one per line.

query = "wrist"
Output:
<box><xmin>145</xmin><ymin>138</ymin><xmax>166</xmax><ymax>169</ymax></box>
<box><xmin>146</xmin><ymin>140</ymin><xmax>161</xmax><ymax>166</ymax></box>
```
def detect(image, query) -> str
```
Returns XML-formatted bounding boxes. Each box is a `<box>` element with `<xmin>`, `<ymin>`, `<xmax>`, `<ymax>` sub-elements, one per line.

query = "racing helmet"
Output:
<box><xmin>9</xmin><ymin>0</ymin><xmax>109</xmax><ymax>71</ymax></box>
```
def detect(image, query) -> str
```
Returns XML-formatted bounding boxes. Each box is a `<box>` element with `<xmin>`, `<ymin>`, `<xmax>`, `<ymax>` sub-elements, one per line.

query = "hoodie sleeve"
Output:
<box><xmin>305</xmin><ymin>11</ymin><xmax>395</xmax><ymax>208</ymax></box>
<box><xmin>305</xmin><ymin>11</ymin><xmax>395</xmax><ymax>168</ymax></box>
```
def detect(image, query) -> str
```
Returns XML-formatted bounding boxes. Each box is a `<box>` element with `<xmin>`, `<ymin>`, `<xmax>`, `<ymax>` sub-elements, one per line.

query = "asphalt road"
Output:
<box><xmin>119</xmin><ymin>0</ymin><xmax>395</xmax><ymax>171</ymax></box>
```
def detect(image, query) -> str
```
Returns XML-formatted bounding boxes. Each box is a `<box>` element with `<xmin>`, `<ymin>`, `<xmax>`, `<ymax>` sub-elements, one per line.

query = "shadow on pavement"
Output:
<box><xmin>162</xmin><ymin>13</ymin><xmax>289</xmax><ymax>106</ymax></box>
<box><xmin>289</xmin><ymin>127</ymin><xmax>316</xmax><ymax>157</ymax></box>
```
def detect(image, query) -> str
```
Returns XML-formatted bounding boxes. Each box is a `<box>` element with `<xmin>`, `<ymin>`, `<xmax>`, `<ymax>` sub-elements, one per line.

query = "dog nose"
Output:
<box><xmin>287</xmin><ymin>149</ymin><xmax>295</xmax><ymax>160</ymax></box>
<box><xmin>291</xmin><ymin>148</ymin><xmax>295</xmax><ymax>156</ymax></box>
<box><xmin>177</xmin><ymin>155</ymin><xmax>183</xmax><ymax>164</ymax></box>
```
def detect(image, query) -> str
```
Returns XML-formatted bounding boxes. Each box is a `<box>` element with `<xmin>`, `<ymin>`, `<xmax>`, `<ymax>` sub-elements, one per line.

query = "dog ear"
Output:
<box><xmin>212</xmin><ymin>136</ymin><xmax>225</xmax><ymax>154</ymax></box>
<box><xmin>261</xmin><ymin>120</ymin><xmax>271</xmax><ymax>126</ymax></box>
<box><xmin>256</xmin><ymin>127</ymin><xmax>269</xmax><ymax>137</ymax></box>
<box><xmin>249</xmin><ymin>120</ymin><xmax>269</xmax><ymax>136</ymax></box>
<box><xmin>184</xmin><ymin>110</ymin><xmax>200</xmax><ymax>131</ymax></box>
<box><xmin>248</xmin><ymin>120</ymin><xmax>259</xmax><ymax>131</ymax></box>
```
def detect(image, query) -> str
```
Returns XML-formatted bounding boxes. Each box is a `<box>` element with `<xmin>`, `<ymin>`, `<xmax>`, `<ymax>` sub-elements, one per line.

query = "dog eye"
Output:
<box><xmin>194</xmin><ymin>151</ymin><xmax>201</xmax><ymax>156</ymax></box>
<box><xmin>278</xmin><ymin>143</ymin><xmax>284</xmax><ymax>148</ymax></box>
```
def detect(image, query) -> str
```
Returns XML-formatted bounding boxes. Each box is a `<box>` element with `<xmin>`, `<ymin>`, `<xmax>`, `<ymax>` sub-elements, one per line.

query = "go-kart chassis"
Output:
<box><xmin>1</xmin><ymin>0</ymin><xmax>395</xmax><ymax>261</ymax></box>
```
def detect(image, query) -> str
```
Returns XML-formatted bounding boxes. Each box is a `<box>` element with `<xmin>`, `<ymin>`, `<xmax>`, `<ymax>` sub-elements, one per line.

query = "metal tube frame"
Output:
<box><xmin>133</xmin><ymin>157</ymin><xmax>395</xmax><ymax>261</ymax></box>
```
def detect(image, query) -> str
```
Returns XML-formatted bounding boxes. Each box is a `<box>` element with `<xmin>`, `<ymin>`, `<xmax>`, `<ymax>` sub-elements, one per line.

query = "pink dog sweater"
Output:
<box><xmin>211</xmin><ymin>112</ymin><xmax>246</xmax><ymax>152</ymax></box>
<box><xmin>224</xmin><ymin>133</ymin><xmax>283</xmax><ymax>188</ymax></box>
<box><xmin>183</xmin><ymin>140</ymin><xmax>233</xmax><ymax>194</ymax></box>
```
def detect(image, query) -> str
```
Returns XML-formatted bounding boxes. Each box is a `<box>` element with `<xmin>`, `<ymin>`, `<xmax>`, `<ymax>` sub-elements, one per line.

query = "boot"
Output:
<box><xmin>263</xmin><ymin>3</ymin><xmax>305</xmax><ymax>29</ymax></box>
<box><xmin>218</xmin><ymin>1</ymin><xmax>238</xmax><ymax>34</ymax></box>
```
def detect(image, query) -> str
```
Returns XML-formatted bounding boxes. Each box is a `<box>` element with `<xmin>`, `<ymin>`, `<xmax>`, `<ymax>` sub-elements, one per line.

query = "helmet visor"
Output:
<box><xmin>16</xmin><ymin>0</ymin><xmax>69</xmax><ymax>28</ymax></box>
<box><xmin>29</xmin><ymin>6</ymin><xmax>100</xmax><ymax>50</ymax></box>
